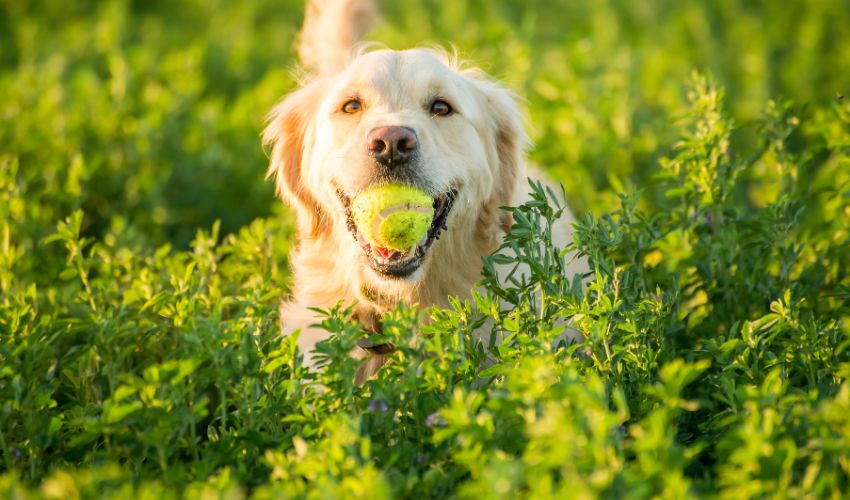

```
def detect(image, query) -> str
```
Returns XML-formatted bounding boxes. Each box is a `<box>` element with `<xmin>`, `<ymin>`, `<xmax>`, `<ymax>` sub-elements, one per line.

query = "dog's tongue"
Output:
<box><xmin>372</xmin><ymin>245</ymin><xmax>394</xmax><ymax>259</ymax></box>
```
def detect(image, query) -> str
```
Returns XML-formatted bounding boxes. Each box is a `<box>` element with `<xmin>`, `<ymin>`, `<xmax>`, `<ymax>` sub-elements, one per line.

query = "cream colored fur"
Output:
<box><xmin>264</xmin><ymin>0</ymin><xmax>586</xmax><ymax>377</ymax></box>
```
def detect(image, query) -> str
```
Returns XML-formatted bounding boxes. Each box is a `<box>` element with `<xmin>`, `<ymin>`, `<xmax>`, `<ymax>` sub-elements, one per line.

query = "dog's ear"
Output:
<box><xmin>263</xmin><ymin>80</ymin><xmax>330</xmax><ymax>238</ymax></box>
<box><xmin>474</xmin><ymin>81</ymin><xmax>529</xmax><ymax>234</ymax></box>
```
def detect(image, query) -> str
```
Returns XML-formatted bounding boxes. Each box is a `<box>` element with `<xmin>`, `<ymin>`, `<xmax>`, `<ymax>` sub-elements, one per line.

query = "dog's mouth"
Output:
<box><xmin>338</xmin><ymin>188</ymin><xmax>457</xmax><ymax>278</ymax></box>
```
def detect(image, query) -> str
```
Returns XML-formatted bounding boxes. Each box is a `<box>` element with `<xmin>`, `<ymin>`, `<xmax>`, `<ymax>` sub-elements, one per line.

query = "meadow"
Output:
<box><xmin>1</xmin><ymin>0</ymin><xmax>850</xmax><ymax>497</ymax></box>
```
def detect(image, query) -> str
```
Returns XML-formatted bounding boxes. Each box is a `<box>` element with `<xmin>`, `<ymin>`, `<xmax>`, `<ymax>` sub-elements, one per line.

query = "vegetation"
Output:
<box><xmin>2</xmin><ymin>0</ymin><xmax>849</xmax><ymax>497</ymax></box>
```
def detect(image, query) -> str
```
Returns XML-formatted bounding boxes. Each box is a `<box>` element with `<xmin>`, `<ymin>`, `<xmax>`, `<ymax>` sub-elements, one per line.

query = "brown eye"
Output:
<box><xmin>430</xmin><ymin>99</ymin><xmax>453</xmax><ymax>116</ymax></box>
<box><xmin>342</xmin><ymin>99</ymin><xmax>362</xmax><ymax>113</ymax></box>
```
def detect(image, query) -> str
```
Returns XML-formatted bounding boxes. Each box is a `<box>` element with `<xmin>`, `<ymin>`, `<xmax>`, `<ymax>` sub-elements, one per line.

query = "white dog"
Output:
<box><xmin>264</xmin><ymin>0</ymin><xmax>585</xmax><ymax>380</ymax></box>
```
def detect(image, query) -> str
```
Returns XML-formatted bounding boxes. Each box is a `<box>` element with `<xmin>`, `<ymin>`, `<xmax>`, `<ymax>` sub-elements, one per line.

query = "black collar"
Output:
<box><xmin>354</xmin><ymin>307</ymin><xmax>396</xmax><ymax>355</ymax></box>
<box><xmin>357</xmin><ymin>338</ymin><xmax>395</xmax><ymax>355</ymax></box>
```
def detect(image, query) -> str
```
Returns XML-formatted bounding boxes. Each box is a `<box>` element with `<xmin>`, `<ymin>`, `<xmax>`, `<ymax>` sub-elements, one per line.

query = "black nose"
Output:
<box><xmin>366</xmin><ymin>126</ymin><xmax>418</xmax><ymax>167</ymax></box>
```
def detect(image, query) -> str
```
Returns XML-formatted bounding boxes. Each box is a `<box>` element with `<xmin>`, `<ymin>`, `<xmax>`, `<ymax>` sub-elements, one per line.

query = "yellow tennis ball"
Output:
<box><xmin>351</xmin><ymin>184</ymin><xmax>434</xmax><ymax>251</ymax></box>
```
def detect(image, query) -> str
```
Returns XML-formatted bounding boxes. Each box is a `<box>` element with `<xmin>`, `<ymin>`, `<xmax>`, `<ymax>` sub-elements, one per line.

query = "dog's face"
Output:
<box><xmin>265</xmin><ymin>48</ymin><xmax>525</xmax><ymax>294</ymax></box>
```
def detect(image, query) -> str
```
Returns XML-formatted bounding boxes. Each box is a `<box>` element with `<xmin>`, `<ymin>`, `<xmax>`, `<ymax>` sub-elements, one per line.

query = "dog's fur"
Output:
<box><xmin>264</xmin><ymin>0</ymin><xmax>585</xmax><ymax>378</ymax></box>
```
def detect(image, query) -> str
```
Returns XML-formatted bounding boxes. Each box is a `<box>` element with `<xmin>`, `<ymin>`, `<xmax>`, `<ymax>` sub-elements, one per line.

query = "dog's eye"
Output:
<box><xmin>430</xmin><ymin>99</ymin><xmax>453</xmax><ymax>116</ymax></box>
<box><xmin>341</xmin><ymin>99</ymin><xmax>362</xmax><ymax>114</ymax></box>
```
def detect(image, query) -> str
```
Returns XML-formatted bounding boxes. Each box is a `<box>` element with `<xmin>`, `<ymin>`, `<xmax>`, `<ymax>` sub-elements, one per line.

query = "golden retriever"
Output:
<box><xmin>264</xmin><ymin>0</ymin><xmax>585</xmax><ymax>380</ymax></box>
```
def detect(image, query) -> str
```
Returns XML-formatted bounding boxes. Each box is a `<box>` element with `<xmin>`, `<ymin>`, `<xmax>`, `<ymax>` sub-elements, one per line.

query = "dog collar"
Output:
<box><xmin>356</xmin><ymin>338</ymin><xmax>396</xmax><ymax>355</ymax></box>
<box><xmin>354</xmin><ymin>306</ymin><xmax>396</xmax><ymax>355</ymax></box>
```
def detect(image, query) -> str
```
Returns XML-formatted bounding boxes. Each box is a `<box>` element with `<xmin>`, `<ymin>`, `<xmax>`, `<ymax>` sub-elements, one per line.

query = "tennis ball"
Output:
<box><xmin>351</xmin><ymin>184</ymin><xmax>434</xmax><ymax>251</ymax></box>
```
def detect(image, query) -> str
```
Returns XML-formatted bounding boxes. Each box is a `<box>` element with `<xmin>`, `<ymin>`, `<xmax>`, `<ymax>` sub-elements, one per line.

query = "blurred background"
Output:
<box><xmin>2</xmin><ymin>0</ymin><xmax>849</xmax><ymax>252</ymax></box>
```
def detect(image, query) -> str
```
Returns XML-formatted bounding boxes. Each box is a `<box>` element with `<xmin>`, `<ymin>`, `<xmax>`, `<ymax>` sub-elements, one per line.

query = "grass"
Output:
<box><xmin>1</xmin><ymin>0</ymin><xmax>850</xmax><ymax>497</ymax></box>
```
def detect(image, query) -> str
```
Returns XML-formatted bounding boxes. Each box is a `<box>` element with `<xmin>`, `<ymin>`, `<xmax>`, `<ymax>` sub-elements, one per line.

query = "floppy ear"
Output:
<box><xmin>263</xmin><ymin>80</ymin><xmax>330</xmax><ymax>239</ymax></box>
<box><xmin>476</xmin><ymin>82</ymin><xmax>529</xmax><ymax>234</ymax></box>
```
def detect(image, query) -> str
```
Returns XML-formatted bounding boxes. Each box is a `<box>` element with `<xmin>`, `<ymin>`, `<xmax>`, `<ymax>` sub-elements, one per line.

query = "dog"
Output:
<box><xmin>263</xmin><ymin>0</ymin><xmax>586</xmax><ymax>381</ymax></box>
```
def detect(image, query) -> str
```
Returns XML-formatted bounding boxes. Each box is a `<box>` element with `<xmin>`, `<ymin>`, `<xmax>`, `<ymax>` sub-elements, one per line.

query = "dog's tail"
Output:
<box><xmin>298</xmin><ymin>0</ymin><xmax>378</xmax><ymax>76</ymax></box>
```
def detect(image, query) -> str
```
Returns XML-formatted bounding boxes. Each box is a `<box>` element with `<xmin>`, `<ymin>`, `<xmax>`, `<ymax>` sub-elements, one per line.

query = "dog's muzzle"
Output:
<box><xmin>338</xmin><ymin>187</ymin><xmax>457</xmax><ymax>278</ymax></box>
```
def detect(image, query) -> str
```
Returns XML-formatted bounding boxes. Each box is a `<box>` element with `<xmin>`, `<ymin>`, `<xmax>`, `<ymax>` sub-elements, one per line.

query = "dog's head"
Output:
<box><xmin>264</xmin><ymin>48</ymin><xmax>526</xmax><ymax>295</ymax></box>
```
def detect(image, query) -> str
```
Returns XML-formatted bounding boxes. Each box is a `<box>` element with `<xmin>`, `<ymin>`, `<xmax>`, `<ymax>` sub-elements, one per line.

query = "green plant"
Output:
<box><xmin>2</xmin><ymin>0</ymin><xmax>850</xmax><ymax>497</ymax></box>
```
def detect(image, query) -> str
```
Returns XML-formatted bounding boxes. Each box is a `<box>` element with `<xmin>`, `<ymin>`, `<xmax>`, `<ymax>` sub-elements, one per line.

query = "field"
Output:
<box><xmin>2</xmin><ymin>0</ymin><xmax>850</xmax><ymax>497</ymax></box>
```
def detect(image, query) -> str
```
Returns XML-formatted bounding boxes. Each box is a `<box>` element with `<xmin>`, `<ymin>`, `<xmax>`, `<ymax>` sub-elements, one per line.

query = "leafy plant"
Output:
<box><xmin>2</xmin><ymin>0</ymin><xmax>850</xmax><ymax>497</ymax></box>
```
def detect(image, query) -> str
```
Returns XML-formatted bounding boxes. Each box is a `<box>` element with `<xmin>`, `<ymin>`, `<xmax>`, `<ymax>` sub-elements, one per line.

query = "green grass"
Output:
<box><xmin>2</xmin><ymin>0</ymin><xmax>850</xmax><ymax>497</ymax></box>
